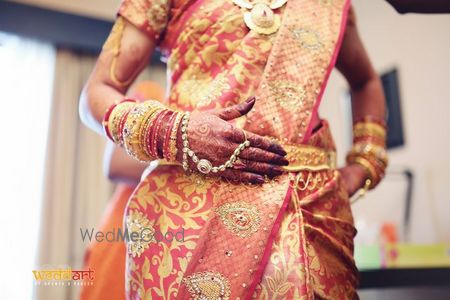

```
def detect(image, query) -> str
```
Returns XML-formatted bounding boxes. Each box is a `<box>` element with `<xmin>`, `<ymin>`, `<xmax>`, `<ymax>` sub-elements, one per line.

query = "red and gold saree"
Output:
<box><xmin>119</xmin><ymin>0</ymin><xmax>358</xmax><ymax>298</ymax></box>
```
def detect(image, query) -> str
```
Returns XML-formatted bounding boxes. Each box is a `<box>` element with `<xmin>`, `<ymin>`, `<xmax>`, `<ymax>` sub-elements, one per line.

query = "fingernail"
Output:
<box><xmin>271</xmin><ymin>144</ymin><xmax>287</xmax><ymax>156</ymax></box>
<box><xmin>233</xmin><ymin>161</ymin><xmax>246</xmax><ymax>170</ymax></box>
<box><xmin>272</xmin><ymin>167</ymin><xmax>284</xmax><ymax>176</ymax></box>
<box><xmin>255</xmin><ymin>176</ymin><xmax>265</xmax><ymax>184</ymax></box>
<box><xmin>246</xmin><ymin>96</ymin><xmax>256</xmax><ymax>103</ymax></box>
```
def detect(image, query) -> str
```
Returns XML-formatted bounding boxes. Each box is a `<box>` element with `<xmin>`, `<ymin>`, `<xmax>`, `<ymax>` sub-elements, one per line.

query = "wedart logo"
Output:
<box><xmin>80</xmin><ymin>227</ymin><xmax>185</xmax><ymax>243</ymax></box>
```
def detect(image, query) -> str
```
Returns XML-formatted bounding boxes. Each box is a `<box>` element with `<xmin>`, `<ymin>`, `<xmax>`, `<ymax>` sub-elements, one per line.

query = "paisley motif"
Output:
<box><xmin>126</xmin><ymin>210</ymin><xmax>155</xmax><ymax>258</ymax></box>
<box><xmin>268</xmin><ymin>80</ymin><xmax>307</xmax><ymax>110</ymax></box>
<box><xmin>215</xmin><ymin>201</ymin><xmax>261</xmax><ymax>238</ymax></box>
<box><xmin>291</xmin><ymin>28</ymin><xmax>324</xmax><ymax>51</ymax></box>
<box><xmin>183</xmin><ymin>271</ymin><xmax>231</xmax><ymax>300</ymax></box>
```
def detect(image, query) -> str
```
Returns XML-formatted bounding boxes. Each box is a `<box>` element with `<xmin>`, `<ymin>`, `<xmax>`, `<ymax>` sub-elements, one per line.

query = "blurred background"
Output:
<box><xmin>0</xmin><ymin>0</ymin><xmax>449</xmax><ymax>299</ymax></box>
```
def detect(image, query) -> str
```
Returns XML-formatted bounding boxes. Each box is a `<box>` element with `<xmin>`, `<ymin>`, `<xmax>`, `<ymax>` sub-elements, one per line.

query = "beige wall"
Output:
<box><xmin>320</xmin><ymin>1</ymin><xmax>450</xmax><ymax>244</ymax></box>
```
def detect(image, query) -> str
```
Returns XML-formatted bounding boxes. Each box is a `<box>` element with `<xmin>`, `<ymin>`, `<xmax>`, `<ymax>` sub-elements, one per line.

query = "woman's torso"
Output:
<box><xmin>159</xmin><ymin>0</ymin><xmax>321</xmax><ymax>137</ymax></box>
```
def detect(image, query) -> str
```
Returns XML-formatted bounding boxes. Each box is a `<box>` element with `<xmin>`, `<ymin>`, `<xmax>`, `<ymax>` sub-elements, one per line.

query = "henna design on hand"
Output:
<box><xmin>172</xmin><ymin>97</ymin><xmax>289</xmax><ymax>183</ymax></box>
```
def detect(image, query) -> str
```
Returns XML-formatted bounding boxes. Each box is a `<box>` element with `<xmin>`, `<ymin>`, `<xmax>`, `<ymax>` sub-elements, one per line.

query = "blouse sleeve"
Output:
<box><xmin>118</xmin><ymin>0</ymin><xmax>171</xmax><ymax>43</ymax></box>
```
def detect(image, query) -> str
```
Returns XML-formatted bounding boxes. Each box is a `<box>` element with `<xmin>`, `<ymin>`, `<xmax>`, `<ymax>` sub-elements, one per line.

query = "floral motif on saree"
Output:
<box><xmin>215</xmin><ymin>201</ymin><xmax>261</xmax><ymax>238</ymax></box>
<box><xmin>126</xmin><ymin>210</ymin><xmax>155</xmax><ymax>258</ymax></box>
<box><xmin>118</xmin><ymin>0</ymin><xmax>358</xmax><ymax>299</ymax></box>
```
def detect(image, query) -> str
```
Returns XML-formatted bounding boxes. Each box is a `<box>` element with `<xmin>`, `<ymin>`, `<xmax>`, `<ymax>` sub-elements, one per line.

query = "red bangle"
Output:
<box><xmin>152</xmin><ymin>110</ymin><xmax>171</xmax><ymax>159</ymax></box>
<box><xmin>102</xmin><ymin>98</ymin><xmax>136</xmax><ymax>142</ymax></box>
<box><xmin>102</xmin><ymin>101</ymin><xmax>119</xmax><ymax>141</ymax></box>
<box><xmin>141</xmin><ymin>108</ymin><xmax>162</xmax><ymax>157</ymax></box>
<box><xmin>117</xmin><ymin>108</ymin><xmax>132</xmax><ymax>145</ymax></box>
<box><xmin>146</xmin><ymin>109</ymin><xmax>167</xmax><ymax>158</ymax></box>
<box><xmin>162</xmin><ymin>111</ymin><xmax>177</xmax><ymax>160</ymax></box>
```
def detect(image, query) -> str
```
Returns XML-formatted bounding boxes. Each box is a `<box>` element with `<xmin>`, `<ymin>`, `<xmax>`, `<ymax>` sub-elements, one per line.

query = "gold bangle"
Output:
<box><xmin>353</xmin><ymin>122</ymin><xmax>386</xmax><ymax>139</ymax></box>
<box><xmin>108</xmin><ymin>102</ymin><xmax>135</xmax><ymax>144</ymax></box>
<box><xmin>346</xmin><ymin>156</ymin><xmax>378</xmax><ymax>189</ymax></box>
<box><xmin>351</xmin><ymin>143</ymin><xmax>388</xmax><ymax>166</ymax></box>
<box><xmin>140</xmin><ymin>107</ymin><xmax>165</xmax><ymax>158</ymax></box>
<box><xmin>123</xmin><ymin>101</ymin><xmax>164</xmax><ymax>162</ymax></box>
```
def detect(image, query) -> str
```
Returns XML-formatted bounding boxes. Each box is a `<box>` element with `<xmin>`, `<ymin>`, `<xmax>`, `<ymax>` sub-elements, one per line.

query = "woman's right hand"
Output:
<box><xmin>176</xmin><ymin>97</ymin><xmax>289</xmax><ymax>184</ymax></box>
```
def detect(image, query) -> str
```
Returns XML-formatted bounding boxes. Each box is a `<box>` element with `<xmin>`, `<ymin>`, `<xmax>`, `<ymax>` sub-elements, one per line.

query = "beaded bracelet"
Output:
<box><xmin>180</xmin><ymin>112</ymin><xmax>251</xmax><ymax>174</ymax></box>
<box><xmin>103</xmin><ymin>98</ymin><xmax>252</xmax><ymax>174</ymax></box>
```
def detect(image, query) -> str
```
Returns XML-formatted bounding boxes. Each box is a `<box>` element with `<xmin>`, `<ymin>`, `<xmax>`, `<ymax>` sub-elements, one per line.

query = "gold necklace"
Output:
<box><xmin>232</xmin><ymin>0</ymin><xmax>288</xmax><ymax>35</ymax></box>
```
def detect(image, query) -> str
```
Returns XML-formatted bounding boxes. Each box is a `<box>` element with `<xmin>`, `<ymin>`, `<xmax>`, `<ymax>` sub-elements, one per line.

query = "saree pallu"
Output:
<box><xmin>119</xmin><ymin>0</ymin><xmax>358</xmax><ymax>299</ymax></box>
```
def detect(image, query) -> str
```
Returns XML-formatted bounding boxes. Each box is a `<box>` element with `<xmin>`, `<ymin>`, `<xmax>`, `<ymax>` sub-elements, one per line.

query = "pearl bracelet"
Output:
<box><xmin>180</xmin><ymin>112</ymin><xmax>251</xmax><ymax>175</ymax></box>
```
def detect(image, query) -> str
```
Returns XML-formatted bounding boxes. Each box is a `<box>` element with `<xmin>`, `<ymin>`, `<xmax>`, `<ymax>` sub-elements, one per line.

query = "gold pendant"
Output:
<box><xmin>233</xmin><ymin>0</ymin><xmax>288</xmax><ymax>35</ymax></box>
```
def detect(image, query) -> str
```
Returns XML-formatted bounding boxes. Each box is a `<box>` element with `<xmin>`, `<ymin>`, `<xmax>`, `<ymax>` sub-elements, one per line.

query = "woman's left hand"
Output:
<box><xmin>338</xmin><ymin>164</ymin><xmax>368</xmax><ymax>197</ymax></box>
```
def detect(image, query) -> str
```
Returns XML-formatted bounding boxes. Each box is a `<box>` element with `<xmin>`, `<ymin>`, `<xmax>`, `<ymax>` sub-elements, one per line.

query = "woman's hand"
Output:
<box><xmin>176</xmin><ymin>97</ymin><xmax>289</xmax><ymax>184</ymax></box>
<box><xmin>338</xmin><ymin>164</ymin><xmax>368</xmax><ymax>197</ymax></box>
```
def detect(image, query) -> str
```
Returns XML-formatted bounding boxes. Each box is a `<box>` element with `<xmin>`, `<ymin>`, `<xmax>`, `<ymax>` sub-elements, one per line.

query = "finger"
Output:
<box><xmin>233</xmin><ymin>158</ymin><xmax>284</xmax><ymax>178</ymax></box>
<box><xmin>238</xmin><ymin>147</ymin><xmax>289</xmax><ymax>166</ymax></box>
<box><xmin>232</xmin><ymin>130</ymin><xmax>287</xmax><ymax>156</ymax></box>
<box><xmin>213</xmin><ymin>96</ymin><xmax>256</xmax><ymax>121</ymax></box>
<box><xmin>219</xmin><ymin>169</ymin><xmax>265</xmax><ymax>184</ymax></box>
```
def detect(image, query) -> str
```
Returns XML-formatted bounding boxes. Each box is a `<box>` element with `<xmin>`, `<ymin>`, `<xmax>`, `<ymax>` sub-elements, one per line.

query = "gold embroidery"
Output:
<box><xmin>289</xmin><ymin>171</ymin><xmax>330</xmax><ymax>191</ymax></box>
<box><xmin>280</xmin><ymin>144</ymin><xmax>336</xmax><ymax>171</ymax></box>
<box><xmin>126</xmin><ymin>210</ymin><xmax>155</xmax><ymax>258</ymax></box>
<box><xmin>183</xmin><ymin>271</ymin><xmax>231</xmax><ymax>300</ymax></box>
<box><xmin>291</xmin><ymin>28</ymin><xmax>324</xmax><ymax>51</ymax></box>
<box><xmin>268</xmin><ymin>80</ymin><xmax>307</xmax><ymax>110</ymax></box>
<box><xmin>215</xmin><ymin>201</ymin><xmax>261</xmax><ymax>238</ymax></box>
<box><xmin>146</xmin><ymin>0</ymin><xmax>170</xmax><ymax>35</ymax></box>
<box><xmin>197</xmin><ymin>73</ymin><xmax>231</xmax><ymax>107</ymax></box>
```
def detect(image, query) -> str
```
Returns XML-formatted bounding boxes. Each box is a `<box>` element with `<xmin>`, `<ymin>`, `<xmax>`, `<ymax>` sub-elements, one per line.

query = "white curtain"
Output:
<box><xmin>35</xmin><ymin>49</ymin><xmax>114</xmax><ymax>300</ymax></box>
<box><xmin>0</xmin><ymin>32</ymin><xmax>55</xmax><ymax>300</ymax></box>
<box><xmin>33</xmin><ymin>48</ymin><xmax>166</xmax><ymax>300</ymax></box>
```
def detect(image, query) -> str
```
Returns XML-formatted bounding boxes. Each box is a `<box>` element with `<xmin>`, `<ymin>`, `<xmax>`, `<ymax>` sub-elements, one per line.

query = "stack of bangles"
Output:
<box><xmin>102</xmin><ymin>99</ymin><xmax>251</xmax><ymax>175</ymax></box>
<box><xmin>346</xmin><ymin>117</ymin><xmax>389</xmax><ymax>200</ymax></box>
